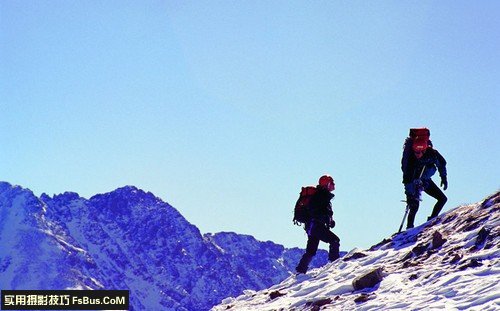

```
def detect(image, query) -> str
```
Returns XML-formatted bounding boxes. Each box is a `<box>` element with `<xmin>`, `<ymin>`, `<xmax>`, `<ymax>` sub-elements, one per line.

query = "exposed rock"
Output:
<box><xmin>268</xmin><ymin>290</ymin><xmax>286</xmax><ymax>300</ymax></box>
<box><xmin>450</xmin><ymin>253</ymin><xmax>463</xmax><ymax>264</ymax></box>
<box><xmin>344</xmin><ymin>252</ymin><xmax>368</xmax><ymax>261</ymax></box>
<box><xmin>402</xmin><ymin>261</ymin><xmax>421</xmax><ymax>269</ymax></box>
<box><xmin>352</xmin><ymin>267</ymin><xmax>384</xmax><ymax>291</ymax></box>
<box><xmin>411</xmin><ymin>243</ymin><xmax>429</xmax><ymax>257</ymax></box>
<box><xmin>480</xmin><ymin>191</ymin><xmax>500</xmax><ymax>208</ymax></box>
<box><xmin>459</xmin><ymin>259</ymin><xmax>483</xmax><ymax>270</ymax></box>
<box><xmin>442</xmin><ymin>213</ymin><xmax>458</xmax><ymax>224</ymax></box>
<box><xmin>462</xmin><ymin>217</ymin><xmax>486</xmax><ymax>232</ymax></box>
<box><xmin>430</xmin><ymin>231</ymin><xmax>447</xmax><ymax>249</ymax></box>
<box><xmin>474</xmin><ymin>227</ymin><xmax>490</xmax><ymax>250</ymax></box>
<box><xmin>369</xmin><ymin>238</ymin><xmax>392</xmax><ymax>251</ymax></box>
<box><xmin>354</xmin><ymin>293</ymin><xmax>376</xmax><ymax>303</ymax></box>
<box><xmin>305</xmin><ymin>298</ymin><xmax>332</xmax><ymax>309</ymax></box>
<box><xmin>442</xmin><ymin>251</ymin><xmax>463</xmax><ymax>265</ymax></box>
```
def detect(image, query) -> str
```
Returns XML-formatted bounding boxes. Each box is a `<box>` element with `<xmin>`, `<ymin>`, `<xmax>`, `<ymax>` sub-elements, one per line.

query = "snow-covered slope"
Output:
<box><xmin>0</xmin><ymin>182</ymin><xmax>327</xmax><ymax>310</ymax></box>
<box><xmin>213</xmin><ymin>192</ymin><xmax>500</xmax><ymax>310</ymax></box>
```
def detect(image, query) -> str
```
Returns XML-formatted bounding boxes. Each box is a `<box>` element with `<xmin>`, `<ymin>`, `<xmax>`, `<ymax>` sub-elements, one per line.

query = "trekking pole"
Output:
<box><xmin>398</xmin><ymin>166</ymin><xmax>426</xmax><ymax>233</ymax></box>
<box><xmin>398</xmin><ymin>203</ymin><xmax>409</xmax><ymax>233</ymax></box>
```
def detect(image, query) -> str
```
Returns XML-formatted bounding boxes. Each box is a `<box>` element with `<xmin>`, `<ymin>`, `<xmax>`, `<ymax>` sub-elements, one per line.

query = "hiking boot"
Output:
<box><xmin>328</xmin><ymin>242</ymin><xmax>340</xmax><ymax>262</ymax></box>
<box><xmin>296</xmin><ymin>253</ymin><xmax>313</xmax><ymax>274</ymax></box>
<box><xmin>295</xmin><ymin>266</ymin><xmax>308</xmax><ymax>274</ymax></box>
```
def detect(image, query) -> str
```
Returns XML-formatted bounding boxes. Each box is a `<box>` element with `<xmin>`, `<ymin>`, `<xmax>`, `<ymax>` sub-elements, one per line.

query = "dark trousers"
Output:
<box><xmin>406</xmin><ymin>179</ymin><xmax>447</xmax><ymax>228</ymax></box>
<box><xmin>296</xmin><ymin>220</ymin><xmax>340</xmax><ymax>273</ymax></box>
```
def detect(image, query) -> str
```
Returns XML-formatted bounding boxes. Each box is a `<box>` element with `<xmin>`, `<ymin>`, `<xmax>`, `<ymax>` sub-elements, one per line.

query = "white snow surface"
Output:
<box><xmin>213</xmin><ymin>192</ymin><xmax>500</xmax><ymax>311</ymax></box>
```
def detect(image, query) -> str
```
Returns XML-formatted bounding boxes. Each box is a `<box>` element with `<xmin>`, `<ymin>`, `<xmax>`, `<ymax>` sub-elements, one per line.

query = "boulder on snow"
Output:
<box><xmin>411</xmin><ymin>243</ymin><xmax>429</xmax><ymax>256</ymax></box>
<box><xmin>354</xmin><ymin>293</ymin><xmax>376</xmax><ymax>303</ymax></box>
<box><xmin>352</xmin><ymin>267</ymin><xmax>384</xmax><ymax>291</ymax></box>
<box><xmin>402</xmin><ymin>231</ymin><xmax>446</xmax><ymax>262</ymax></box>
<box><xmin>305</xmin><ymin>298</ymin><xmax>332</xmax><ymax>309</ymax></box>
<box><xmin>343</xmin><ymin>252</ymin><xmax>368</xmax><ymax>261</ymax></box>
<box><xmin>473</xmin><ymin>227</ymin><xmax>490</xmax><ymax>250</ymax></box>
<box><xmin>268</xmin><ymin>290</ymin><xmax>285</xmax><ymax>300</ymax></box>
<box><xmin>430</xmin><ymin>231</ymin><xmax>447</xmax><ymax>249</ymax></box>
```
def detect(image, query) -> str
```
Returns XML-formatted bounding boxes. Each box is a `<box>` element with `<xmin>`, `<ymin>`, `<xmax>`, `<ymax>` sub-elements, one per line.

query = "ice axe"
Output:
<box><xmin>398</xmin><ymin>166</ymin><xmax>426</xmax><ymax>233</ymax></box>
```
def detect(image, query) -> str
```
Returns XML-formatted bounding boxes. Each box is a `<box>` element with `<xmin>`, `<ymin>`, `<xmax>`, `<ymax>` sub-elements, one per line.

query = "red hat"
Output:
<box><xmin>319</xmin><ymin>175</ymin><xmax>334</xmax><ymax>187</ymax></box>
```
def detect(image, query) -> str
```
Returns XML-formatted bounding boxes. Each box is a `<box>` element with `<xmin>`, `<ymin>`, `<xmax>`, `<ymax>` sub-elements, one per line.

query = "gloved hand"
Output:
<box><xmin>413</xmin><ymin>178</ymin><xmax>423</xmax><ymax>190</ymax></box>
<box><xmin>328</xmin><ymin>217</ymin><xmax>336</xmax><ymax>228</ymax></box>
<box><xmin>441</xmin><ymin>176</ymin><xmax>448</xmax><ymax>190</ymax></box>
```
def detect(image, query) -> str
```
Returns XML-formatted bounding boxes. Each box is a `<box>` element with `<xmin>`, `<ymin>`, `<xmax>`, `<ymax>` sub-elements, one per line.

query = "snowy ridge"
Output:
<box><xmin>0</xmin><ymin>182</ymin><xmax>327</xmax><ymax>310</ymax></box>
<box><xmin>213</xmin><ymin>192</ymin><xmax>500</xmax><ymax>310</ymax></box>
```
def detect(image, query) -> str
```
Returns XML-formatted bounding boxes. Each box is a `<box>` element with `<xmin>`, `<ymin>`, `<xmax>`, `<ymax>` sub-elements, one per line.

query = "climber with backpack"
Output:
<box><xmin>294</xmin><ymin>174</ymin><xmax>340</xmax><ymax>274</ymax></box>
<box><xmin>401</xmin><ymin>128</ymin><xmax>448</xmax><ymax>229</ymax></box>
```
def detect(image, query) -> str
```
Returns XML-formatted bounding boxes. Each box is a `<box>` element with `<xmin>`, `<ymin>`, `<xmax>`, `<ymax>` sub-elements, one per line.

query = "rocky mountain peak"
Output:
<box><xmin>0</xmin><ymin>182</ymin><xmax>327</xmax><ymax>310</ymax></box>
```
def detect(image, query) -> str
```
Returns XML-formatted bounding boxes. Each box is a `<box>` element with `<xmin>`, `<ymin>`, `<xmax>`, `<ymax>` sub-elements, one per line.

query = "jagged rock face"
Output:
<box><xmin>0</xmin><ymin>182</ymin><xmax>327</xmax><ymax>310</ymax></box>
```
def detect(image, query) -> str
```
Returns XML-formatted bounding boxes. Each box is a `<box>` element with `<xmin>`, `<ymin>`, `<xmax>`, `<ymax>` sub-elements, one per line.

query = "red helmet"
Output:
<box><xmin>319</xmin><ymin>174</ymin><xmax>334</xmax><ymax>190</ymax></box>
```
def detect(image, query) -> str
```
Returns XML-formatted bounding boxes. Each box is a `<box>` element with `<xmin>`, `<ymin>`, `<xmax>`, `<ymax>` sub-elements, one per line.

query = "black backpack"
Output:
<box><xmin>293</xmin><ymin>186</ymin><xmax>317</xmax><ymax>225</ymax></box>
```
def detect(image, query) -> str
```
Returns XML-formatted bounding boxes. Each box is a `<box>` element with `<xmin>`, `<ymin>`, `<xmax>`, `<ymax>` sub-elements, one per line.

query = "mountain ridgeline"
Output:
<box><xmin>0</xmin><ymin>182</ymin><xmax>327</xmax><ymax>310</ymax></box>
<box><xmin>213</xmin><ymin>191</ymin><xmax>500</xmax><ymax>310</ymax></box>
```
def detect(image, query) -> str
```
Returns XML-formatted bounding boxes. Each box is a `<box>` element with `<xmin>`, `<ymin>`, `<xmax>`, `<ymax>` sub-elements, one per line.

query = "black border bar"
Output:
<box><xmin>1</xmin><ymin>290</ymin><xmax>129</xmax><ymax>310</ymax></box>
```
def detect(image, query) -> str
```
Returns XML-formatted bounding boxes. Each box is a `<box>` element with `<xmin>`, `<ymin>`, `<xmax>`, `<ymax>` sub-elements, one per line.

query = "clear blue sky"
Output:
<box><xmin>1</xmin><ymin>1</ymin><xmax>499</xmax><ymax>251</ymax></box>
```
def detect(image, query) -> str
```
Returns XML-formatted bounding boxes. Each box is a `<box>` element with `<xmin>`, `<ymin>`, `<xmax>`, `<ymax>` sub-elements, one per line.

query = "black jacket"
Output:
<box><xmin>402</xmin><ymin>147</ymin><xmax>447</xmax><ymax>184</ymax></box>
<box><xmin>308</xmin><ymin>186</ymin><xmax>334</xmax><ymax>225</ymax></box>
